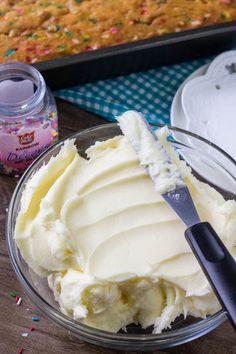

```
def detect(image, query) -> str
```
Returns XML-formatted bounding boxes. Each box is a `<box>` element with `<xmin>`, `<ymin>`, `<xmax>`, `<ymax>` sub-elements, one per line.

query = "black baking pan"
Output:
<box><xmin>33</xmin><ymin>21</ymin><xmax>236</xmax><ymax>90</ymax></box>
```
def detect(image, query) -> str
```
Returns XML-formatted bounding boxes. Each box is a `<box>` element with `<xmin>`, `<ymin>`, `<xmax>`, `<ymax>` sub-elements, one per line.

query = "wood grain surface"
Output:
<box><xmin>0</xmin><ymin>99</ymin><xmax>235</xmax><ymax>354</ymax></box>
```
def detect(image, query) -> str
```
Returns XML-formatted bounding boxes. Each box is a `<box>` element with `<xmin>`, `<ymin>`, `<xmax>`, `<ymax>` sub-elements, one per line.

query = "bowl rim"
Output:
<box><xmin>7</xmin><ymin>122</ymin><xmax>235</xmax><ymax>343</ymax></box>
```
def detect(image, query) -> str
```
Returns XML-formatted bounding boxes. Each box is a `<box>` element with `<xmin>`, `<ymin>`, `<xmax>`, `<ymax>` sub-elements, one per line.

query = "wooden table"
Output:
<box><xmin>1</xmin><ymin>99</ymin><xmax>235</xmax><ymax>354</ymax></box>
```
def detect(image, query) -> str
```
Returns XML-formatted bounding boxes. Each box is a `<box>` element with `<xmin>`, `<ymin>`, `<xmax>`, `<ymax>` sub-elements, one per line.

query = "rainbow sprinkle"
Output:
<box><xmin>21</xmin><ymin>333</ymin><xmax>29</xmax><ymax>338</ymax></box>
<box><xmin>5</xmin><ymin>48</ymin><xmax>15</xmax><ymax>57</ymax></box>
<box><xmin>16</xmin><ymin>297</ymin><xmax>23</xmax><ymax>306</ymax></box>
<box><xmin>83</xmin><ymin>34</ymin><xmax>90</xmax><ymax>42</ymax></box>
<box><xmin>65</xmin><ymin>30</ymin><xmax>73</xmax><ymax>36</ymax></box>
<box><xmin>32</xmin><ymin>316</ymin><xmax>40</xmax><ymax>322</ymax></box>
<box><xmin>110</xmin><ymin>27</ymin><xmax>119</xmax><ymax>34</ymax></box>
<box><xmin>57</xmin><ymin>45</ymin><xmax>65</xmax><ymax>52</ymax></box>
<box><xmin>9</xmin><ymin>291</ymin><xmax>17</xmax><ymax>297</ymax></box>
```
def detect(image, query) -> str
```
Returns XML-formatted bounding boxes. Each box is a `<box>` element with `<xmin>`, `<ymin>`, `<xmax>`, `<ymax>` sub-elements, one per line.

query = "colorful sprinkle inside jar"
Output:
<box><xmin>0</xmin><ymin>62</ymin><xmax>58</xmax><ymax>176</ymax></box>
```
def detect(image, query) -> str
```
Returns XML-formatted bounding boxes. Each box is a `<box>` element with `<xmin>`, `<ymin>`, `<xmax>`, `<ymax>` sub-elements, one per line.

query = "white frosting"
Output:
<box><xmin>117</xmin><ymin>111</ymin><xmax>183</xmax><ymax>194</ymax></box>
<box><xmin>14</xmin><ymin>129</ymin><xmax>236</xmax><ymax>333</ymax></box>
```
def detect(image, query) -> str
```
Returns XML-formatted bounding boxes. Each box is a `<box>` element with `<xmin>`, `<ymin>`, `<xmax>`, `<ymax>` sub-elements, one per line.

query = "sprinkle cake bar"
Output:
<box><xmin>1</xmin><ymin>0</ymin><xmax>236</xmax><ymax>64</ymax></box>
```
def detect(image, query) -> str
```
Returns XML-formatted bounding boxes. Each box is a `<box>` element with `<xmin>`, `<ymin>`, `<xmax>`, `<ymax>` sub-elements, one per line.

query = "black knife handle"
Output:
<box><xmin>185</xmin><ymin>222</ymin><xmax>236</xmax><ymax>330</ymax></box>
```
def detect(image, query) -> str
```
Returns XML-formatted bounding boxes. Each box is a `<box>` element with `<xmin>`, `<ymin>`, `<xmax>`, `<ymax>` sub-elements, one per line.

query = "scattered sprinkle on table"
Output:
<box><xmin>21</xmin><ymin>333</ymin><xmax>29</xmax><ymax>338</ymax></box>
<box><xmin>30</xmin><ymin>327</ymin><xmax>35</xmax><ymax>331</ymax></box>
<box><xmin>32</xmin><ymin>316</ymin><xmax>40</xmax><ymax>322</ymax></box>
<box><xmin>9</xmin><ymin>291</ymin><xmax>17</xmax><ymax>297</ymax></box>
<box><xmin>15</xmin><ymin>296</ymin><xmax>23</xmax><ymax>306</ymax></box>
<box><xmin>18</xmin><ymin>347</ymin><xmax>24</xmax><ymax>354</ymax></box>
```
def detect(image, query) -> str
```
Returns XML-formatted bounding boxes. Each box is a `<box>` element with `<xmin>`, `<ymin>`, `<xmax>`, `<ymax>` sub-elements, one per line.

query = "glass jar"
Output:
<box><xmin>0</xmin><ymin>62</ymin><xmax>58</xmax><ymax>176</ymax></box>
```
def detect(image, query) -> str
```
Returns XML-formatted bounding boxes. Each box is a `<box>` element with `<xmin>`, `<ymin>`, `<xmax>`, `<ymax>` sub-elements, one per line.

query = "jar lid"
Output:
<box><xmin>0</xmin><ymin>62</ymin><xmax>46</xmax><ymax>119</ymax></box>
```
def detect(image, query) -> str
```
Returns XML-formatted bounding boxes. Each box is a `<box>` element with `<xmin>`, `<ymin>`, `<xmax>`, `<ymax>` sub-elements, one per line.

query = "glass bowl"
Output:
<box><xmin>6</xmin><ymin>123</ymin><xmax>236</xmax><ymax>351</ymax></box>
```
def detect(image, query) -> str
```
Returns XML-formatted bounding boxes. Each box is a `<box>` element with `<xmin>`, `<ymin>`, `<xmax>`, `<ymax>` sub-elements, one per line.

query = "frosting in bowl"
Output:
<box><xmin>14</xmin><ymin>128</ymin><xmax>236</xmax><ymax>333</ymax></box>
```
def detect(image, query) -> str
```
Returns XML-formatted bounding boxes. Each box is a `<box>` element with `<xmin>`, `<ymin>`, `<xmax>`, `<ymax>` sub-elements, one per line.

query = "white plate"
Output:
<box><xmin>170</xmin><ymin>64</ymin><xmax>209</xmax><ymax>129</ymax></box>
<box><xmin>206</xmin><ymin>50</ymin><xmax>236</xmax><ymax>77</ymax></box>
<box><xmin>170</xmin><ymin>64</ymin><xmax>236</xmax><ymax>193</ymax></box>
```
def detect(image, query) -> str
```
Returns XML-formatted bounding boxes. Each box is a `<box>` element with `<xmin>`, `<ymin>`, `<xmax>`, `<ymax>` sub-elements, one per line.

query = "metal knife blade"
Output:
<box><xmin>118</xmin><ymin>112</ymin><xmax>200</xmax><ymax>227</ymax></box>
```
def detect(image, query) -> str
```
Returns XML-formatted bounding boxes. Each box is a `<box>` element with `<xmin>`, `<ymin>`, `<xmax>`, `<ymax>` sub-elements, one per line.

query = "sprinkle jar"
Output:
<box><xmin>0</xmin><ymin>62</ymin><xmax>58</xmax><ymax>175</ymax></box>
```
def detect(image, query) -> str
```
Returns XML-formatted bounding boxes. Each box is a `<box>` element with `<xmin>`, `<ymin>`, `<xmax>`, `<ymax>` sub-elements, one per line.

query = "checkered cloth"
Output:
<box><xmin>54</xmin><ymin>57</ymin><xmax>212</xmax><ymax>125</ymax></box>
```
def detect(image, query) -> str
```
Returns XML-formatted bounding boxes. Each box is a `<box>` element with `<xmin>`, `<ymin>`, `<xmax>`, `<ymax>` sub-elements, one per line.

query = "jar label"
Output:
<box><xmin>0</xmin><ymin>119</ymin><xmax>58</xmax><ymax>174</ymax></box>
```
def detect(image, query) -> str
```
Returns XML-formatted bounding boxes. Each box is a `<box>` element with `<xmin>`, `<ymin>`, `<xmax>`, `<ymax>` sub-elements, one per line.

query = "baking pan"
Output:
<box><xmin>33</xmin><ymin>21</ymin><xmax>236</xmax><ymax>90</ymax></box>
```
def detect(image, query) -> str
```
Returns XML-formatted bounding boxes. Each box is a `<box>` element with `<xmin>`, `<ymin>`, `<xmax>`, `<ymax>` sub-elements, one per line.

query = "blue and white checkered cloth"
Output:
<box><xmin>54</xmin><ymin>57</ymin><xmax>212</xmax><ymax>125</ymax></box>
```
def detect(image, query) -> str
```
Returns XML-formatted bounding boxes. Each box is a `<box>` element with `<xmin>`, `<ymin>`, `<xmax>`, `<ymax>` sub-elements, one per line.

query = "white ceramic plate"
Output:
<box><xmin>170</xmin><ymin>64</ymin><xmax>209</xmax><ymax>130</ymax></box>
<box><xmin>170</xmin><ymin>64</ymin><xmax>236</xmax><ymax>193</ymax></box>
